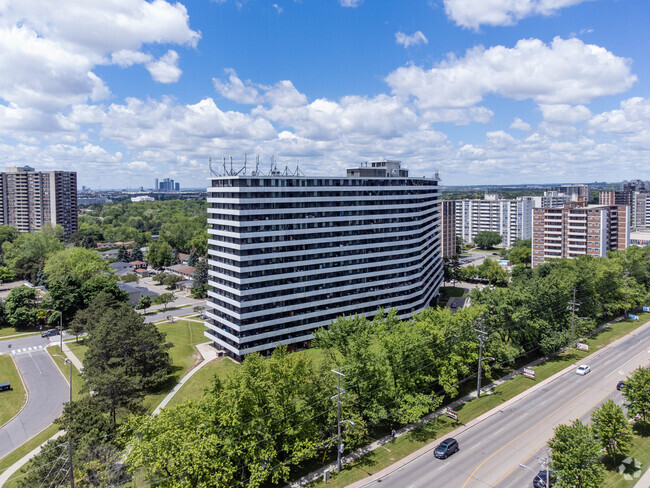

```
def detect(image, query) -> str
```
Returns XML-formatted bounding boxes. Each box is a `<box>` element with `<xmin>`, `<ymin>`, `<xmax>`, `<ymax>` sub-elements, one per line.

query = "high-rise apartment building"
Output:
<box><xmin>205</xmin><ymin>160</ymin><xmax>442</xmax><ymax>360</ymax></box>
<box><xmin>632</xmin><ymin>192</ymin><xmax>650</xmax><ymax>230</ymax></box>
<box><xmin>599</xmin><ymin>190</ymin><xmax>629</xmax><ymax>206</ymax></box>
<box><xmin>0</xmin><ymin>166</ymin><xmax>78</xmax><ymax>237</ymax></box>
<box><xmin>441</xmin><ymin>200</ymin><xmax>456</xmax><ymax>257</ymax></box>
<box><xmin>531</xmin><ymin>203</ymin><xmax>629</xmax><ymax>267</ymax></box>
<box><xmin>454</xmin><ymin>195</ymin><xmax>534</xmax><ymax>246</ymax></box>
<box><xmin>532</xmin><ymin>190</ymin><xmax>577</xmax><ymax>208</ymax></box>
<box><xmin>547</xmin><ymin>184</ymin><xmax>590</xmax><ymax>200</ymax></box>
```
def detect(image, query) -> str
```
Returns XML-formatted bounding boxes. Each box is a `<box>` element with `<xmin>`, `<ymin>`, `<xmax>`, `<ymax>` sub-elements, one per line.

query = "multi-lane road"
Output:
<box><xmin>354</xmin><ymin>321</ymin><xmax>650</xmax><ymax>488</ymax></box>
<box><xmin>0</xmin><ymin>333</ymin><xmax>71</xmax><ymax>459</ymax></box>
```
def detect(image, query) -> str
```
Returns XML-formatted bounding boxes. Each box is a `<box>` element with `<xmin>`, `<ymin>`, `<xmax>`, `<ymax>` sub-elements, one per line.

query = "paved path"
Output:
<box><xmin>152</xmin><ymin>342</ymin><xmax>218</xmax><ymax>415</ymax></box>
<box><xmin>0</xmin><ymin>350</ymin><xmax>68</xmax><ymax>460</ymax></box>
<box><xmin>61</xmin><ymin>342</ymin><xmax>84</xmax><ymax>372</ymax></box>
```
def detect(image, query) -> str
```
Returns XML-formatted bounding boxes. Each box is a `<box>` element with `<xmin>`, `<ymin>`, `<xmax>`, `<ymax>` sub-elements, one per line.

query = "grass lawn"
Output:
<box><xmin>305</xmin><ymin>314</ymin><xmax>650</xmax><ymax>488</ymax></box>
<box><xmin>65</xmin><ymin>340</ymin><xmax>87</xmax><ymax>362</ymax></box>
<box><xmin>142</xmin><ymin>319</ymin><xmax>207</xmax><ymax>412</ymax></box>
<box><xmin>0</xmin><ymin>327</ymin><xmax>39</xmax><ymax>339</ymax></box>
<box><xmin>439</xmin><ymin>286</ymin><xmax>466</xmax><ymax>299</ymax></box>
<box><xmin>603</xmin><ymin>423</ymin><xmax>650</xmax><ymax>487</ymax></box>
<box><xmin>165</xmin><ymin>358</ymin><xmax>239</xmax><ymax>408</ymax></box>
<box><xmin>48</xmin><ymin>346</ymin><xmax>85</xmax><ymax>401</ymax></box>
<box><xmin>0</xmin><ymin>424</ymin><xmax>60</xmax><ymax>488</ymax></box>
<box><xmin>0</xmin><ymin>356</ymin><xmax>26</xmax><ymax>427</ymax></box>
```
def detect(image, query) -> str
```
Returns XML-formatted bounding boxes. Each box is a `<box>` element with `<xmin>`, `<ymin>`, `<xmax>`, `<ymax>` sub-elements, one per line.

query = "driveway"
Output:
<box><xmin>144</xmin><ymin>307</ymin><xmax>204</xmax><ymax>323</ymax></box>
<box><xmin>0</xmin><ymin>349</ymin><xmax>68</xmax><ymax>459</ymax></box>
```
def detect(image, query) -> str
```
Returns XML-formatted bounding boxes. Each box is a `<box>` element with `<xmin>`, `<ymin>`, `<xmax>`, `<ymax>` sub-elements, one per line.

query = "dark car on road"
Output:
<box><xmin>617</xmin><ymin>380</ymin><xmax>625</xmax><ymax>391</ymax></box>
<box><xmin>533</xmin><ymin>470</ymin><xmax>556</xmax><ymax>488</ymax></box>
<box><xmin>434</xmin><ymin>438</ymin><xmax>459</xmax><ymax>459</ymax></box>
<box><xmin>41</xmin><ymin>329</ymin><xmax>60</xmax><ymax>338</ymax></box>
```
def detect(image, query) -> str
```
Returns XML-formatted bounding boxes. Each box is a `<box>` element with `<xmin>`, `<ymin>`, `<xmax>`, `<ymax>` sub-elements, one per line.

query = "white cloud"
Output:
<box><xmin>510</xmin><ymin>117</ymin><xmax>531</xmax><ymax>131</ymax></box>
<box><xmin>539</xmin><ymin>104</ymin><xmax>591</xmax><ymax>124</ymax></box>
<box><xmin>386</xmin><ymin>37</ymin><xmax>636</xmax><ymax>110</ymax></box>
<box><xmin>146</xmin><ymin>50</ymin><xmax>182</xmax><ymax>83</ymax></box>
<box><xmin>340</xmin><ymin>0</ymin><xmax>363</xmax><ymax>7</ymax></box>
<box><xmin>395</xmin><ymin>31</ymin><xmax>428</xmax><ymax>48</ymax></box>
<box><xmin>0</xmin><ymin>0</ymin><xmax>199</xmax><ymax>111</ymax></box>
<box><xmin>273</xmin><ymin>4</ymin><xmax>283</xmax><ymax>14</ymax></box>
<box><xmin>213</xmin><ymin>69</ymin><xmax>263</xmax><ymax>104</ymax></box>
<box><xmin>443</xmin><ymin>0</ymin><xmax>591</xmax><ymax>29</ymax></box>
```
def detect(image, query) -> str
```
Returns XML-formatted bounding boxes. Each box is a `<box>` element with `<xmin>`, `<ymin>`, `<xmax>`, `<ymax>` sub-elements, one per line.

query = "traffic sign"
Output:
<box><xmin>523</xmin><ymin>368</ymin><xmax>535</xmax><ymax>379</ymax></box>
<box><xmin>643</xmin><ymin>306</ymin><xmax>650</xmax><ymax>312</ymax></box>
<box><xmin>629</xmin><ymin>314</ymin><xmax>640</xmax><ymax>320</ymax></box>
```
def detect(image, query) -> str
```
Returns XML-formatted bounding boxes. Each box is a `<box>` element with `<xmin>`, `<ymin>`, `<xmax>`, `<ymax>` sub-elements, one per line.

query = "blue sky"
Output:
<box><xmin>0</xmin><ymin>0</ymin><xmax>648</xmax><ymax>188</ymax></box>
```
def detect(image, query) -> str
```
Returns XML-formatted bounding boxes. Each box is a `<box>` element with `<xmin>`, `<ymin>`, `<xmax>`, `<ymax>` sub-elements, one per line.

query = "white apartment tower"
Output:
<box><xmin>455</xmin><ymin>195</ymin><xmax>534</xmax><ymax>246</ymax></box>
<box><xmin>205</xmin><ymin>160</ymin><xmax>443</xmax><ymax>360</ymax></box>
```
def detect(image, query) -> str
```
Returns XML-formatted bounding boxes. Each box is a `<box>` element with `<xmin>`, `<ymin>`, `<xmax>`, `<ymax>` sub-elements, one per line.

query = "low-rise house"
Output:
<box><xmin>118</xmin><ymin>282</ymin><xmax>158</xmax><ymax>307</ymax></box>
<box><xmin>164</xmin><ymin>264</ymin><xmax>195</xmax><ymax>280</ymax></box>
<box><xmin>110</xmin><ymin>261</ymin><xmax>134</xmax><ymax>276</ymax></box>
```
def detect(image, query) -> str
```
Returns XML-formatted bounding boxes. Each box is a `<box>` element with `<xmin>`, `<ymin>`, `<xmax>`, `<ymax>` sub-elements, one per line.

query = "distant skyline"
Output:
<box><xmin>0</xmin><ymin>0</ymin><xmax>648</xmax><ymax>188</ymax></box>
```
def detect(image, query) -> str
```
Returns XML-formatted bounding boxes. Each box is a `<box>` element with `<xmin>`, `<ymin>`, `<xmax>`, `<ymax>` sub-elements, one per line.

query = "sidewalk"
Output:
<box><xmin>61</xmin><ymin>342</ymin><xmax>83</xmax><ymax>371</ymax></box>
<box><xmin>0</xmin><ymin>431</ymin><xmax>65</xmax><ymax>486</ymax></box>
<box><xmin>287</xmin><ymin>314</ymin><xmax>643</xmax><ymax>488</ymax></box>
<box><xmin>152</xmin><ymin>342</ymin><xmax>218</xmax><ymax>415</ymax></box>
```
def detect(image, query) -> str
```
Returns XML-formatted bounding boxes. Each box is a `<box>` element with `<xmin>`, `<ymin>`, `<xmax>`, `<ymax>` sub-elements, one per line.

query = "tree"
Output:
<box><xmin>477</xmin><ymin>259</ymin><xmax>509</xmax><ymax>285</ymax></box>
<box><xmin>191</xmin><ymin>258</ymin><xmax>208</xmax><ymax>298</ymax></box>
<box><xmin>44</xmin><ymin>247</ymin><xmax>112</xmax><ymax>284</ymax></box>
<box><xmin>162</xmin><ymin>273</ymin><xmax>182</xmax><ymax>290</ymax></box>
<box><xmin>187</xmin><ymin>249</ymin><xmax>199</xmax><ymax>267</ymax></box>
<box><xmin>473</xmin><ymin>231</ymin><xmax>502</xmax><ymax>249</ymax></box>
<box><xmin>129</xmin><ymin>247</ymin><xmax>144</xmax><ymax>262</ymax></box>
<box><xmin>443</xmin><ymin>255</ymin><xmax>461</xmax><ymax>286</ymax></box>
<box><xmin>147</xmin><ymin>239</ymin><xmax>173</xmax><ymax>268</ymax></box>
<box><xmin>5</xmin><ymin>285</ymin><xmax>40</xmax><ymax>329</ymax></box>
<box><xmin>0</xmin><ymin>266</ymin><xmax>15</xmax><ymax>282</ymax></box>
<box><xmin>17</xmin><ymin>437</ymin><xmax>68</xmax><ymax>487</ymax></box>
<box><xmin>170</xmin><ymin>249</ymin><xmax>181</xmax><ymax>265</ymax></box>
<box><xmin>549</xmin><ymin>419</ymin><xmax>605</xmax><ymax>488</ymax></box>
<box><xmin>591</xmin><ymin>399</ymin><xmax>633</xmax><ymax>465</ymax></box>
<box><xmin>82</xmin><ymin>302</ymin><xmax>172</xmax><ymax>423</ymax></box>
<box><xmin>154</xmin><ymin>292</ymin><xmax>176</xmax><ymax>311</ymax></box>
<box><xmin>136</xmin><ymin>295</ymin><xmax>152</xmax><ymax>312</ymax></box>
<box><xmin>80</xmin><ymin>274</ymin><xmax>129</xmax><ymax>306</ymax></box>
<box><xmin>509</xmin><ymin>245</ymin><xmax>531</xmax><ymax>266</ymax></box>
<box><xmin>41</xmin><ymin>275</ymin><xmax>85</xmax><ymax>327</ymax></box>
<box><xmin>2</xmin><ymin>228</ymin><xmax>65</xmax><ymax>282</ymax></box>
<box><xmin>623</xmin><ymin>367</ymin><xmax>650</xmax><ymax>426</ymax></box>
<box><xmin>80</xmin><ymin>235</ymin><xmax>96</xmax><ymax>249</ymax></box>
<box><xmin>117</xmin><ymin>245</ymin><xmax>130</xmax><ymax>262</ymax></box>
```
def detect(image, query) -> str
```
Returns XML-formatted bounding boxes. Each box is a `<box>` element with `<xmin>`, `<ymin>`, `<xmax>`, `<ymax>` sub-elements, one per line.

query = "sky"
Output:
<box><xmin>0</xmin><ymin>0</ymin><xmax>649</xmax><ymax>189</ymax></box>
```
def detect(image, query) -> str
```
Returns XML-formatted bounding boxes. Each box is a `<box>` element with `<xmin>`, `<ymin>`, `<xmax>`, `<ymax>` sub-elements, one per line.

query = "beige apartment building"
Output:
<box><xmin>441</xmin><ymin>199</ymin><xmax>456</xmax><ymax>257</ymax></box>
<box><xmin>532</xmin><ymin>203</ymin><xmax>629</xmax><ymax>267</ymax></box>
<box><xmin>0</xmin><ymin>166</ymin><xmax>78</xmax><ymax>238</ymax></box>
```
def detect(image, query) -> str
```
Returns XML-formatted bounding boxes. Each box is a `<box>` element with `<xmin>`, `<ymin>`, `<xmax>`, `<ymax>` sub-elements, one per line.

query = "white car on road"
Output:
<box><xmin>576</xmin><ymin>364</ymin><xmax>591</xmax><ymax>375</ymax></box>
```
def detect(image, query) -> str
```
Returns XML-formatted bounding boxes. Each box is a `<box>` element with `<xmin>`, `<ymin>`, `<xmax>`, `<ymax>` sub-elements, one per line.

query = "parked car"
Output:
<box><xmin>41</xmin><ymin>329</ymin><xmax>60</xmax><ymax>338</ymax></box>
<box><xmin>434</xmin><ymin>438</ymin><xmax>459</xmax><ymax>459</ymax></box>
<box><xmin>533</xmin><ymin>470</ymin><xmax>556</xmax><ymax>488</ymax></box>
<box><xmin>199</xmin><ymin>314</ymin><xmax>207</xmax><ymax>319</ymax></box>
<box><xmin>617</xmin><ymin>380</ymin><xmax>625</xmax><ymax>391</ymax></box>
<box><xmin>576</xmin><ymin>364</ymin><xmax>591</xmax><ymax>376</ymax></box>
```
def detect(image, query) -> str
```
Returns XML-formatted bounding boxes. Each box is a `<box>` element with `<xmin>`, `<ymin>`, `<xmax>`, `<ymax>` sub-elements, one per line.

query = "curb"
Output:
<box><xmin>346</xmin><ymin>317</ymin><xmax>650</xmax><ymax>488</ymax></box>
<box><xmin>0</xmin><ymin>355</ymin><xmax>29</xmax><ymax>431</ymax></box>
<box><xmin>286</xmin><ymin>314</ymin><xmax>646</xmax><ymax>488</ymax></box>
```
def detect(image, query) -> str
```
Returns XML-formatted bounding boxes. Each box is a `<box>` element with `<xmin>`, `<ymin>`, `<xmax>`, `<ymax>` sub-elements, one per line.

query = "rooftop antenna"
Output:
<box><xmin>208</xmin><ymin>157</ymin><xmax>218</xmax><ymax>177</ymax></box>
<box><xmin>254</xmin><ymin>154</ymin><xmax>260</xmax><ymax>176</ymax></box>
<box><xmin>222</xmin><ymin>157</ymin><xmax>227</xmax><ymax>176</ymax></box>
<box><xmin>229</xmin><ymin>154</ymin><xmax>233</xmax><ymax>175</ymax></box>
<box><xmin>244</xmin><ymin>154</ymin><xmax>247</xmax><ymax>175</ymax></box>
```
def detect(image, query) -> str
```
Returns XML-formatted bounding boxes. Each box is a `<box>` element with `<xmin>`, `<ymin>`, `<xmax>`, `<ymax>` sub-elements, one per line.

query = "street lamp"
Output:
<box><xmin>519</xmin><ymin>462</ymin><xmax>550</xmax><ymax>487</ymax></box>
<box><xmin>46</xmin><ymin>309</ymin><xmax>63</xmax><ymax>351</ymax></box>
<box><xmin>53</xmin><ymin>354</ymin><xmax>75</xmax><ymax>488</ymax></box>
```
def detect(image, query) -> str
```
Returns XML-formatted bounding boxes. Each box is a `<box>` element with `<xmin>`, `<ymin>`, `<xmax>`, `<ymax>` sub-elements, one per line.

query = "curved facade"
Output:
<box><xmin>205</xmin><ymin>161</ymin><xmax>443</xmax><ymax>360</ymax></box>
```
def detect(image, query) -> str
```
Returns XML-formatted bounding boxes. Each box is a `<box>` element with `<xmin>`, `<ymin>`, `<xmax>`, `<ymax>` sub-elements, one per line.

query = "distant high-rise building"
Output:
<box><xmin>441</xmin><ymin>200</ymin><xmax>456</xmax><ymax>257</ymax></box>
<box><xmin>532</xmin><ymin>203</ymin><xmax>629</xmax><ymax>267</ymax></box>
<box><xmin>175</xmin><ymin>182</ymin><xmax>180</xmax><ymax>191</ymax></box>
<box><xmin>155</xmin><ymin>178</ymin><xmax>159</xmax><ymax>191</ymax></box>
<box><xmin>454</xmin><ymin>194</ymin><xmax>534</xmax><ymax>246</ymax></box>
<box><xmin>0</xmin><ymin>166</ymin><xmax>78</xmax><ymax>237</ymax></box>
<box><xmin>156</xmin><ymin>177</ymin><xmax>180</xmax><ymax>191</ymax></box>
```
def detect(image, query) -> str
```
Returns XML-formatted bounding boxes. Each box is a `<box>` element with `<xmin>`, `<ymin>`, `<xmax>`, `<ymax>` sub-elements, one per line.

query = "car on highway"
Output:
<box><xmin>533</xmin><ymin>470</ymin><xmax>556</xmax><ymax>488</ymax></box>
<box><xmin>576</xmin><ymin>364</ymin><xmax>591</xmax><ymax>376</ymax></box>
<box><xmin>41</xmin><ymin>329</ymin><xmax>60</xmax><ymax>338</ymax></box>
<box><xmin>433</xmin><ymin>438</ymin><xmax>459</xmax><ymax>459</ymax></box>
<box><xmin>617</xmin><ymin>380</ymin><xmax>626</xmax><ymax>391</ymax></box>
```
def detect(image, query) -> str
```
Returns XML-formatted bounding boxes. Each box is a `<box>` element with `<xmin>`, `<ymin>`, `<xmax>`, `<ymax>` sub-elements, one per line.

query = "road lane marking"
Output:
<box><xmin>459</xmin><ymin>388</ymin><xmax>589</xmax><ymax>488</ymax></box>
<box><xmin>29</xmin><ymin>352</ymin><xmax>42</xmax><ymax>374</ymax></box>
<box><xmin>492</xmin><ymin>380</ymin><xmax>643</xmax><ymax>487</ymax></box>
<box><xmin>605</xmin><ymin>348</ymin><xmax>649</xmax><ymax>377</ymax></box>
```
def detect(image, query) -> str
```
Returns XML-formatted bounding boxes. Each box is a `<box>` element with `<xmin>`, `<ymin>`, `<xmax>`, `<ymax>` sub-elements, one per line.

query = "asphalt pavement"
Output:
<box><xmin>355</xmin><ymin>321</ymin><xmax>650</xmax><ymax>488</ymax></box>
<box><xmin>0</xmin><ymin>349</ymin><xmax>68</xmax><ymax>459</ymax></box>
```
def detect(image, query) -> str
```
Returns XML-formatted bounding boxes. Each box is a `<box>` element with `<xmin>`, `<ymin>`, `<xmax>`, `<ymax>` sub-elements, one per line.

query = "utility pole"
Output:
<box><xmin>475</xmin><ymin>318</ymin><xmax>488</xmax><ymax>399</ymax></box>
<box><xmin>54</xmin><ymin>355</ymin><xmax>75</xmax><ymax>488</ymax></box>
<box><xmin>538</xmin><ymin>446</ymin><xmax>551</xmax><ymax>488</ymax></box>
<box><xmin>624</xmin><ymin>271</ymin><xmax>629</xmax><ymax>317</ymax></box>
<box><xmin>331</xmin><ymin>369</ymin><xmax>346</xmax><ymax>473</ymax></box>
<box><xmin>568</xmin><ymin>288</ymin><xmax>580</xmax><ymax>346</ymax></box>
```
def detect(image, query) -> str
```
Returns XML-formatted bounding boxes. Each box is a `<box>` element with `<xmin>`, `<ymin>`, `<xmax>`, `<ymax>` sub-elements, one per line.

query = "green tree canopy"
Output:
<box><xmin>44</xmin><ymin>247</ymin><xmax>112</xmax><ymax>284</ymax></box>
<box><xmin>591</xmin><ymin>399</ymin><xmax>633</xmax><ymax>465</ymax></box>
<box><xmin>473</xmin><ymin>231</ymin><xmax>503</xmax><ymax>249</ymax></box>
<box><xmin>623</xmin><ymin>367</ymin><xmax>650</xmax><ymax>426</ymax></box>
<box><xmin>2</xmin><ymin>227</ymin><xmax>65</xmax><ymax>282</ymax></box>
<box><xmin>549</xmin><ymin>419</ymin><xmax>605</xmax><ymax>488</ymax></box>
<box><xmin>5</xmin><ymin>285</ymin><xmax>41</xmax><ymax>329</ymax></box>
